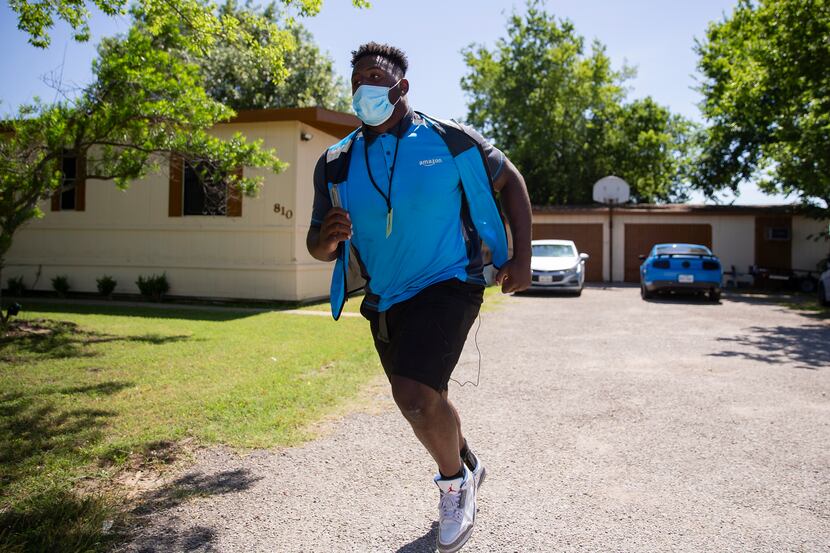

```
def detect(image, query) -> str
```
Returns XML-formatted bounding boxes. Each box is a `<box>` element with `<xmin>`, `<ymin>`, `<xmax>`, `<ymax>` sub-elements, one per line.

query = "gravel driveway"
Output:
<box><xmin>118</xmin><ymin>286</ymin><xmax>830</xmax><ymax>553</ymax></box>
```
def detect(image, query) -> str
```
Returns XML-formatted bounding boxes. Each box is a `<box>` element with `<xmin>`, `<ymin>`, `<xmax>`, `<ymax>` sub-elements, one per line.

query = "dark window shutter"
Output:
<box><xmin>51</xmin><ymin>192</ymin><xmax>61</xmax><ymax>211</ymax></box>
<box><xmin>227</xmin><ymin>166</ymin><xmax>243</xmax><ymax>217</ymax></box>
<box><xmin>75</xmin><ymin>154</ymin><xmax>86</xmax><ymax>211</ymax></box>
<box><xmin>169</xmin><ymin>154</ymin><xmax>183</xmax><ymax>217</ymax></box>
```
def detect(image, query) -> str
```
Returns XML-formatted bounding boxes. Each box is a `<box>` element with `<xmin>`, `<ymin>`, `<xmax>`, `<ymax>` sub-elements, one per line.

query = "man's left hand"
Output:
<box><xmin>495</xmin><ymin>256</ymin><xmax>531</xmax><ymax>293</ymax></box>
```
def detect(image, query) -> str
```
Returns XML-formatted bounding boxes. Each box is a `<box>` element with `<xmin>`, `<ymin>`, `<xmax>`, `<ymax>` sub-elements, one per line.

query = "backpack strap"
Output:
<box><xmin>415</xmin><ymin>111</ymin><xmax>509</xmax><ymax>268</ymax></box>
<box><xmin>325</xmin><ymin>127</ymin><xmax>361</xmax><ymax>185</ymax></box>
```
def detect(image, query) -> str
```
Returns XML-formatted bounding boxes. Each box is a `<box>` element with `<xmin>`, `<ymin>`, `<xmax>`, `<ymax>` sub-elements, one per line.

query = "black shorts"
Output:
<box><xmin>360</xmin><ymin>278</ymin><xmax>484</xmax><ymax>392</ymax></box>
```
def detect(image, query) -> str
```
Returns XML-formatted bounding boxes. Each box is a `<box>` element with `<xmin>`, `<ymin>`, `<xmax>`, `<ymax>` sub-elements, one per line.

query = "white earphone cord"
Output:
<box><xmin>449</xmin><ymin>311</ymin><xmax>483</xmax><ymax>387</ymax></box>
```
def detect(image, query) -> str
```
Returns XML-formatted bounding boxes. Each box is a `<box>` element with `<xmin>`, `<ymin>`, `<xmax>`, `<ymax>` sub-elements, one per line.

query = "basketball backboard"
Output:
<box><xmin>593</xmin><ymin>176</ymin><xmax>631</xmax><ymax>204</ymax></box>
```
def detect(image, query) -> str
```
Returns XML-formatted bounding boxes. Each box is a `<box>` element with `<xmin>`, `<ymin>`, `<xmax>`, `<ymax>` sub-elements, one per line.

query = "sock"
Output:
<box><xmin>461</xmin><ymin>441</ymin><xmax>478</xmax><ymax>470</ymax></box>
<box><xmin>439</xmin><ymin>467</ymin><xmax>464</xmax><ymax>480</ymax></box>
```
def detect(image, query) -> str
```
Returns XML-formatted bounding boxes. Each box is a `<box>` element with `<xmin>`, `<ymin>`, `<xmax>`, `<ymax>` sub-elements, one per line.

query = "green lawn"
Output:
<box><xmin>780</xmin><ymin>295</ymin><xmax>830</xmax><ymax>319</ymax></box>
<box><xmin>0</xmin><ymin>286</ymin><xmax>507</xmax><ymax>551</ymax></box>
<box><xmin>0</xmin><ymin>302</ymin><xmax>377</xmax><ymax>552</ymax></box>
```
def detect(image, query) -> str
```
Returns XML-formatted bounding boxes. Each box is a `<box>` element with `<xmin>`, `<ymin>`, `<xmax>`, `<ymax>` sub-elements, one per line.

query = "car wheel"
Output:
<box><xmin>819</xmin><ymin>282</ymin><xmax>829</xmax><ymax>307</ymax></box>
<box><xmin>799</xmin><ymin>277</ymin><xmax>817</xmax><ymax>294</ymax></box>
<box><xmin>709</xmin><ymin>289</ymin><xmax>721</xmax><ymax>303</ymax></box>
<box><xmin>641</xmin><ymin>283</ymin><xmax>653</xmax><ymax>300</ymax></box>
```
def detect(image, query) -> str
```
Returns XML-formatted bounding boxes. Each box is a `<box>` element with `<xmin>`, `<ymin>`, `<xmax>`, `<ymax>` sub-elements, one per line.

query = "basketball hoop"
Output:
<box><xmin>593</xmin><ymin>176</ymin><xmax>630</xmax><ymax>205</ymax></box>
<box><xmin>593</xmin><ymin>176</ymin><xmax>630</xmax><ymax>283</ymax></box>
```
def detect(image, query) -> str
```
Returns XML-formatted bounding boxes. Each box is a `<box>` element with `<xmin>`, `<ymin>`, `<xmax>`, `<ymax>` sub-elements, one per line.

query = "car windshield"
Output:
<box><xmin>532</xmin><ymin>244</ymin><xmax>575</xmax><ymax>257</ymax></box>
<box><xmin>654</xmin><ymin>246</ymin><xmax>711</xmax><ymax>256</ymax></box>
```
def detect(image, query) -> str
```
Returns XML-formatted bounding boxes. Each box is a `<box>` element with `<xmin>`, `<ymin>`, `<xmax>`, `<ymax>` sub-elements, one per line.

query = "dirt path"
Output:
<box><xmin>117</xmin><ymin>287</ymin><xmax>830</xmax><ymax>552</ymax></box>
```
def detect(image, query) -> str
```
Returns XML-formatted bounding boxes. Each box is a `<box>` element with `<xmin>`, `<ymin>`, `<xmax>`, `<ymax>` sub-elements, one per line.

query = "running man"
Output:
<box><xmin>307</xmin><ymin>42</ymin><xmax>531</xmax><ymax>552</ymax></box>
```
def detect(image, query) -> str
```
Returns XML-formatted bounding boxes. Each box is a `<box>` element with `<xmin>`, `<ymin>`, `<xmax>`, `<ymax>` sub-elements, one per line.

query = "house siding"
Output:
<box><xmin>5</xmin><ymin>120</ymin><xmax>342</xmax><ymax>301</ymax></box>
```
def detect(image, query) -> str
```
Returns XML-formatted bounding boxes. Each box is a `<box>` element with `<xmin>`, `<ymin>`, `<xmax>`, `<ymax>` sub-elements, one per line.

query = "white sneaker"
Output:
<box><xmin>434</xmin><ymin>466</ymin><xmax>476</xmax><ymax>553</ymax></box>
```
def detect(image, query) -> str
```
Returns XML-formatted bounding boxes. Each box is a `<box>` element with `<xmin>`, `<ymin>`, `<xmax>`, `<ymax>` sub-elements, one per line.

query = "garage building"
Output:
<box><xmin>532</xmin><ymin>205</ymin><xmax>829</xmax><ymax>283</ymax></box>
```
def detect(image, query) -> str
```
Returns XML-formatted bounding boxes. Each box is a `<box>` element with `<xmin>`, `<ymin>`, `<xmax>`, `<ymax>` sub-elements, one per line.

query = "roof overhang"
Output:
<box><xmin>225</xmin><ymin>106</ymin><xmax>360</xmax><ymax>139</ymax></box>
<box><xmin>2</xmin><ymin>107</ymin><xmax>360</xmax><ymax>139</ymax></box>
<box><xmin>532</xmin><ymin>204</ymin><xmax>802</xmax><ymax>216</ymax></box>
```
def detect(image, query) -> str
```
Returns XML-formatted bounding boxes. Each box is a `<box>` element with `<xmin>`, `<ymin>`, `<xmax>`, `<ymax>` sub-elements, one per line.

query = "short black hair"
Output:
<box><xmin>350</xmin><ymin>42</ymin><xmax>409</xmax><ymax>76</ymax></box>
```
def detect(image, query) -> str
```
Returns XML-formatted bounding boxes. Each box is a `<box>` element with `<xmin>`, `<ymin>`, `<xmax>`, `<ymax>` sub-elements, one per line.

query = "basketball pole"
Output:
<box><xmin>608</xmin><ymin>200</ymin><xmax>614</xmax><ymax>283</ymax></box>
<box><xmin>592</xmin><ymin>176</ymin><xmax>630</xmax><ymax>285</ymax></box>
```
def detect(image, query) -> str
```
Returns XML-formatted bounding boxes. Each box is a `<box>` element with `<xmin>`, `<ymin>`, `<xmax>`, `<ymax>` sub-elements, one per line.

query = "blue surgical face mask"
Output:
<box><xmin>352</xmin><ymin>80</ymin><xmax>402</xmax><ymax>126</ymax></box>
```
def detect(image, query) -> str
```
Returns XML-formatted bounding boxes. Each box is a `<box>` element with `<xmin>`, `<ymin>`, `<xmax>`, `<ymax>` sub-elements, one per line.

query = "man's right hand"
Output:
<box><xmin>316</xmin><ymin>207</ymin><xmax>352</xmax><ymax>258</ymax></box>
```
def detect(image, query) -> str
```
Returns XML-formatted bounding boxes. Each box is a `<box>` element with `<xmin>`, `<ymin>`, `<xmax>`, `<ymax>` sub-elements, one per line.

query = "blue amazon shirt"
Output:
<box><xmin>310</xmin><ymin>111</ymin><xmax>505</xmax><ymax>312</ymax></box>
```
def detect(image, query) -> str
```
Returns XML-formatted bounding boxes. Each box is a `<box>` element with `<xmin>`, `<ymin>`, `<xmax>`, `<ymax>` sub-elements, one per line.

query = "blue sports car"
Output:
<box><xmin>640</xmin><ymin>243</ymin><xmax>723</xmax><ymax>302</ymax></box>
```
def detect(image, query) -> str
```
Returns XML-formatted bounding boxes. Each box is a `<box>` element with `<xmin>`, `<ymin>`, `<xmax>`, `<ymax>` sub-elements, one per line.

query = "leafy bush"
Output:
<box><xmin>136</xmin><ymin>273</ymin><xmax>170</xmax><ymax>301</ymax></box>
<box><xmin>6</xmin><ymin>276</ymin><xmax>26</xmax><ymax>297</ymax></box>
<box><xmin>51</xmin><ymin>275</ymin><xmax>70</xmax><ymax>297</ymax></box>
<box><xmin>96</xmin><ymin>276</ymin><xmax>117</xmax><ymax>298</ymax></box>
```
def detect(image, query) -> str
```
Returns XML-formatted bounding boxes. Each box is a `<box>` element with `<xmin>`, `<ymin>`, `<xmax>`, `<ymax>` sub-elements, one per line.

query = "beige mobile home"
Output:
<box><xmin>5</xmin><ymin>107</ymin><xmax>360</xmax><ymax>302</ymax></box>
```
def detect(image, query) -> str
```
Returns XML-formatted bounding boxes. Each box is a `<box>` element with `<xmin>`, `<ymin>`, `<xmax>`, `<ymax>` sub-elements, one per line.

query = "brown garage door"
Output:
<box><xmin>533</xmin><ymin>223</ymin><xmax>604</xmax><ymax>282</ymax></box>
<box><xmin>624</xmin><ymin>224</ymin><xmax>712</xmax><ymax>283</ymax></box>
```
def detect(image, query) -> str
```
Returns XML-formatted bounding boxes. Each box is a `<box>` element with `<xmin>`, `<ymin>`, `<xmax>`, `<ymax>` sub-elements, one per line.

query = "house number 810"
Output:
<box><xmin>273</xmin><ymin>203</ymin><xmax>293</xmax><ymax>219</ymax></box>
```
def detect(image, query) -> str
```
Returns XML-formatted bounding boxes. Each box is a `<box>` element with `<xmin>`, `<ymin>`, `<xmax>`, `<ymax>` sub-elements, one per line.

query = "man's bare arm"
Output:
<box><xmin>492</xmin><ymin>158</ymin><xmax>532</xmax><ymax>293</ymax></box>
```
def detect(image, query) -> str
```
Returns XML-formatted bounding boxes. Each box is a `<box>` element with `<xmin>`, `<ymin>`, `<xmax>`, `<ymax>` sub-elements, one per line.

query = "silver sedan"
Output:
<box><xmin>528</xmin><ymin>239</ymin><xmax>589</xmax><ymax>295</ymax></box>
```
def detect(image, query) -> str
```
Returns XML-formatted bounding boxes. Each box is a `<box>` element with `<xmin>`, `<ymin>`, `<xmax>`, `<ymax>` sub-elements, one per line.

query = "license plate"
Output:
<box><xmin>539</xmin><ymin>275</ymin><xmax>553</xmax><ymax>283</ymax></box>
<box><xmin>678</xmin><ymin>274</ymin><xmax>694</xmax><ymax>283</ymax></box>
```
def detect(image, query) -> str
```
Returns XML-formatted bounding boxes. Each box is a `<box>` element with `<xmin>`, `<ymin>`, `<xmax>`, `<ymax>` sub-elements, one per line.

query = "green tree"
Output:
<box><xmin>8</xmin><ymin>0</ymin><xmax>326</xmax><ymax>48</ymax></box>
<box><xmin>695</xmin><ymin>0</ymin><xmax>830</xmax><ymax>214</ymax></box>
<box><xmin>609</xmin><ymin>98</ymin><xmax>696</xmax><ymax>204</ymax></box>
<box><xmin>1</xmin><ymin>0</ymin><xmax>363</xmax><ymax>328</ymax></box>
<box><xmin>461</xmin><ymin>1</ymin><xmax>693</xmax><ymax>205</ymax></box>
<box><xmin>198</xmin><ymin>1</ymin><xmax>351</xmax><ymax>111</ymax></box>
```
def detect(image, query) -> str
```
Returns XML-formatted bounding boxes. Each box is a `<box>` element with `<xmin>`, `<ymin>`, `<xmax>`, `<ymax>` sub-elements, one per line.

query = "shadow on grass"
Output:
<box><xmin>0</xmin><ymin>388</ymin><xmax>127</xmax><ymax>489</ymax></box>
<box><xmin>0</xmin><ymin>383</ymin><xmax>131</xmax><ymax>552</ymax></box>
<box><xmin>0</xmin><ymin>319</ymin><xmax>191</xmax><ymax>362</ymax></box>
<box><xmin>17</xmin><ymin>300</ymin><xmax>281</xmax><ymax>322</ymax></box>
<box><xmin>125</xmin><ymin>469</ymin><xmax>262</xmax><ymax>552</ymax></box>
<box><xmin>710</xmin><ymin>323</ymin><xmax>830</xmax><ymax>370</ymax></box>
<box><xmin>58</xmin><ymin>381</ymin><xmax>135</xmax><ymax>396</ymax></box>
<box><xmin>0</xmin><ymin>488</ymin><xmax>118</xmax><ymax>553</ymax></box>
<box><xmin>395</xmin><ymin>521</ymin><xmax>438</xmax><ymax>553</ymax></box>
<box><xmin>0</xmin><ymin>381</ymin><xmax>252</xmax><ymax>553</ymax></box>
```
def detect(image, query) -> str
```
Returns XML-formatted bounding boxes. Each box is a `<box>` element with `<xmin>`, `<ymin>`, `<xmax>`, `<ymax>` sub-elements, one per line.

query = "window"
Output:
<box><xmin>51</xmin><ymin>151</ymin><xmax>85</xmax><ymax>211</ymax></box>
<box><xmin>60</xmin><ymin>154</ymin><xmax>77</xmax><ymax>210</ymax></box>
<box><xmin>765</xmin><ymin>227</ymin><xmax>790</xmax><ymax>241</ymax></box>
<box><xmin>183</xmin><ymin>161</ymin><xmax>228</xmax><ymax>216</ymax></box>
<box><xmin>532</xmin><ymin>244</ymin><xmax>576</xmax><ymax>258</ymax></box>
<box><xmin>168</xmin><ymin>155</ymin><xmax>241</xmax><ymax>218</ymax></box>
<box><xmin>655</xmin><ymin>245</ymin><xmax>712</xmax><ymax>256</ymax></box>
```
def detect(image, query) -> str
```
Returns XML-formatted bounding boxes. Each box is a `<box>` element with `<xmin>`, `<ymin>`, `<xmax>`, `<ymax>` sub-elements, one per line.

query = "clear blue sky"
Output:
<box><xmin>0</xmin><ymin>0</ymin><xmax>791</xmax><ymax>204</ymax></box>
